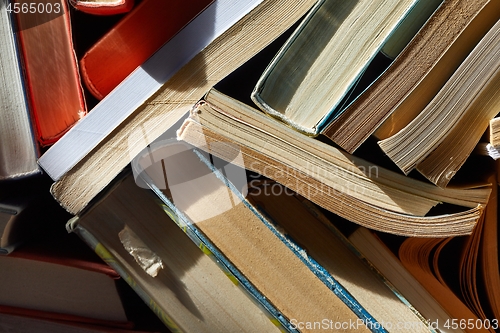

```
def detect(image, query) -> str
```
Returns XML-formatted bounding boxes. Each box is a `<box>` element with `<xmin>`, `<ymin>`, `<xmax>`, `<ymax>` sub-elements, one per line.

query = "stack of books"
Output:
<box><xmin>2</xmin><ymin>0</ymin><xmax>500</xmax><ymax>331</ymax></box>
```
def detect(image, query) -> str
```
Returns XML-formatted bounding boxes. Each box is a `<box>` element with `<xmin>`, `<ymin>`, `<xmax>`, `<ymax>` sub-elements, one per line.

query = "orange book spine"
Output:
<box><xmin>80</xmin><ymin>0</ymin><xmax>213</xmax><ymax>100</ymax></box>
<box><xmin>15</xmin><ymin>0</ymin><xmax>86</xmax><ymax>146</ymax></box>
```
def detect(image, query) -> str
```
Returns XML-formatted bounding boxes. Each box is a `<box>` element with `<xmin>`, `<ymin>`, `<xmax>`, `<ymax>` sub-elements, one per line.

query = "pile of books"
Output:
<box><xmin>2</xmin><ymin>0</ymin><xmax>500</xmax><ymax>331</ymax></box>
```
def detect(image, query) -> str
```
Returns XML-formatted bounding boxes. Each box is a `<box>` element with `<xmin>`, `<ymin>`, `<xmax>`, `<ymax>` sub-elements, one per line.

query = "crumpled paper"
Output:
<box><xmin>118</xmin><ymin>225</ymin><xmax>163</xmax><ymax>277</ymax></box>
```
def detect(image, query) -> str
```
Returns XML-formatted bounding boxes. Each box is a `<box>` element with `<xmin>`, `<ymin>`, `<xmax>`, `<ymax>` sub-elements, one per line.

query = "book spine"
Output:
<box><xmin>140</xmin><ymin>175</ymin><xmax>291</xmax><ymax>333</ymax></box>
<box><xmin>15</xmin><ymin>0</ymin><xmax>86</xmax><ymax>146</ymax></box>
<box><xmin>8</xmin><ymin>6</ymin><xmax>40</xmax><ymax>162</ymax></box>
<box><xmin>66</xmin><ymin>218</ymin><xmax>183</xmax><ymax>333</ymax></box>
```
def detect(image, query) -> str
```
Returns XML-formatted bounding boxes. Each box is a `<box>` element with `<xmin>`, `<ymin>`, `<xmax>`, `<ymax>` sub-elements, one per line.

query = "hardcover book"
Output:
<box><xmin>0</xmin><ymin>226</ymin><xmax>132</xmax><ymax>328</ymax></box>
<box><xmin>15</xmin><ymin>0</ymin><xmax>86</xmax><ymax>145</ymax></box>
<box><xmin>80</xmin><ymin>0</ymin><xmax>213</xmax><ymax>100</ymax></box>
<box><xmin>130</xmin><ymin>140</ymin><xmax>436</xmax><ymax>332</ymax></box>
<box><xmin>250</xmin><ymin>0</ymin><xmax>437</xmax><ymax>136</ymax></box>
<box><xmin>71</xmin><ymin>0</ymin><xmax>134</xmax><ymax>16</ymax></box>
<box><xmin>0</xmin><ymin>2</ymin><xmax>39</xmax><ymax>179</ymax></box>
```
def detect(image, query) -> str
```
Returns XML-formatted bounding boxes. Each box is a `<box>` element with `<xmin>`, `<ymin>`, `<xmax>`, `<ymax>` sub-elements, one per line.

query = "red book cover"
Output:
<box><xmin>80</xmin><ymin>0</ymin><xmax>213</xmax><ymax>100</ymax></box>
<box><xmin>15</xmin><ymin>0</ymin><xmax>87</xmax><ymax>146</ymax></box>
<box><xmin>72</xmin><ymin>0</ymin><xmax>134</xmax><ymax>16</ymax></box>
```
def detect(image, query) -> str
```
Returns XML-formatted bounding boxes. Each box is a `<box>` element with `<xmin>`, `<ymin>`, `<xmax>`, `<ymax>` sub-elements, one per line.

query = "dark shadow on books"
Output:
<box><xmin>213</xmin><ymin>18</ymin><xmax>302</xmax><ymax>108</ymax></box>
<box><xmin>140</xmin><ymin>4</ymin><xmax>216</xmax><ymax>91</ymax></box>
<box><xmin>84</xmin><ymin>205</ymin><xmax>206</xmax><ymax>322</ymax></box>
<box><xmin>156</xmin><ymin>263</ymin><xmax>204</xmax><ymax>322</ymax></box>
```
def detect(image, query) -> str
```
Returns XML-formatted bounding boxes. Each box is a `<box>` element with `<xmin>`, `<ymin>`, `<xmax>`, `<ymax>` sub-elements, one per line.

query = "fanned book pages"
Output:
<box><xmin>349</xmin><ymin>227</ymin><xmax>466</xmax><ymax>333</ymax></box>
<box><xmin>489</xmin><ymin>117</ymin><xmax>500</xmax><ymax>147</ymax></box>
<box><xmin>323</xmin><ymin>0</ymin><xmax>500</xmax><ymax>153</ymax></box>
<box><xmin>177</xmin><ymin>89</ymin><xmax>491</xmax><ymax>237</ymax></box>
<box><xmin>250</xmin><ymin>0</ymin><xmax>436</xmax><ymax>136</ymax></box>
<box><xmin>131</xmin><ymin>140</ymin><xmax>437</xmax><ymax>333</ymax></box>
<box><xmin>80</xmin><ymin>0</ymin><xmax>213</xmax><ymax>100</ymax></box>
<box><xmin>458</xmin><ymin>174</ymin><xmax>500</xmax><ymax>329</ymax></box>
<box><xmin>71</xmin><ymin>173</ymin><xmax>285</xmax><ymax>333</ymax></box>
<box><xmin>0</xmin><ymin>3</ymin><xmax>39</xmax><ymax>180</ymax></box>
<box><xmin>41</xmin><ymin>0</ymin><xmax>318</xmax><ymax>215</ymax></box>
<box><xmin>15</xmin><ymin>0</ymin><xmax>86</xmax><ymax>146</ymax></box>
<box><xmin>398</xmin><ymin>238</ymin><xmax>493</xmax><ymax>333</ymax></box>
<box><xmin>351</xmin><ymin>172</ymin><xmax>499</xmax><ymax>332</ymax></box>
<box><xmin>368</xmin><ymin>172</ymin><xmax>500</xmax><ymax>333</ymax></box>
<box><xmin>378</xmin><ymin>18</ymin><xmax>500</xmax><ymax>187</ymax></box>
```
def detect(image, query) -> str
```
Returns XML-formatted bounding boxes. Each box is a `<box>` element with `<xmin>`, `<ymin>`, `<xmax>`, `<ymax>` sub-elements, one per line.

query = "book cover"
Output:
<box><xmin>15</xmin><ymin>0</ymin><xmax>86</xmax><ymax>145</ymax></box>
<box><xmin>80</xmin><ymin>0</ymin><xmax>213</xmax><ymax>100</ymax></box>
<box><xmin>0</xmin><ymin>225</ymin><xmax>132</xmax><ymax>327</ymax></box>
<box><xmin>0</xmin><ymin>2</ymin><xmax>39</xmax><ymax>179</ymax></box>
<box><xmin>251</xmin><ymin>0</ymin><xmax>431</xmax><ymax>136</ymax></box>
<box><xmin>71</xmin><ymin>171</ymin><xmax>286</xmax><ymax>333</ymax></box>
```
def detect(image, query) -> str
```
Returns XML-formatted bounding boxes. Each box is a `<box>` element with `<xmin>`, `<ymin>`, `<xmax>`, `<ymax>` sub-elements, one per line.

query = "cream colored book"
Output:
<box><xmin>72</xmin><ymin>174</ymin><xmax>282</xmax><ymax>333</ymax></box>
<box><xmin>130</xmin><ymin>139</ymin><xmax>437</xmax><ymax>332</ymax></box>
<box><xmin>176</xmin><ymin>88</ymin><xmax>491</xmax><ymax>237</ymax></box>
<box><xmin>378</xmin><ymin>18</ymin><xmax>500</xmax><ymax>187</ymax></box>
<box><xmin>323</xmin><ymin>0</ymin><xmax>500</xmax><ymax>153</ymax></box>
<box><xmin>250</xmin><ymin>0</ymin><xmax>429</xmax><ymax>136</ymax></box>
